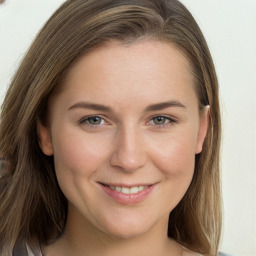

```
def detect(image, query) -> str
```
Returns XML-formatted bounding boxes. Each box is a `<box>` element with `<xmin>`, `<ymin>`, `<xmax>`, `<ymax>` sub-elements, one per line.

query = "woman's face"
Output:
<box><xmin>38</xmin><ymin>40</ymin><xmax>209</xmax><ymax>239</ymax></box>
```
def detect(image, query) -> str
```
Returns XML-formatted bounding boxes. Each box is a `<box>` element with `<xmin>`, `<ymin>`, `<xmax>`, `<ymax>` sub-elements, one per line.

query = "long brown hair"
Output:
<box><xmin>0</xmin><ymin>0</ymin><xmax>221</xmax><ymax>255</ymax></box>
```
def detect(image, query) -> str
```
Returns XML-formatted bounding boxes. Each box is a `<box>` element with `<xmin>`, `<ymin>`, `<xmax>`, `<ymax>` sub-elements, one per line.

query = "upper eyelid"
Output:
<box><xmin>78</xmin><ymin>114</ymin><xmax>177</xmax><ymax>125</ymax></box>
<box><xmin>146</xmin><ymin>115</ymin><xmax>177</xmax><ymax>128</ymax></box>
<box><xmin>149</xmin><ymin>114</ymin><xmax>176</xmax><ymax>122</ymax></box>
<box><xmin>79</xmin><ymin>115</ymin><xmax>108</xmax><ymax>124</ymax></box>
<box><xmin>80</xmin><ymin>114</ymin><xmax>107</xmax><ymax>120</ymax></box>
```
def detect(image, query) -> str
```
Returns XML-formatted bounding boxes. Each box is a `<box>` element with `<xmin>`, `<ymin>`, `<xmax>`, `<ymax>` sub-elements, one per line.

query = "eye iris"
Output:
<box><xmin>153</xmin><ymin>116</ymin><xmax>166</xmax><ymax>125</ymax></box>
<box><xmin>88</xmin><ymin>116</ymin><xmax>102</xmax><ymax>125</ymax></box>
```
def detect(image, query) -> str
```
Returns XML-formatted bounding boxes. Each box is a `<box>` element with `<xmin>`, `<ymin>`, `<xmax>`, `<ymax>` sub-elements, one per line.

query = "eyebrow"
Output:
<box><xmin>144</xmin><ymin>100</ymin><xmax>186</xmax><ymax>112</ymax></box>
<box><xmin>69</xmin><ymin>102</ymin><xmax>112</xmax><ymax>112</ymax></box>
<box><xmin>68</xmin><ymin>100</ymin><xmax>186</xmax><ymax>112</ymax></box>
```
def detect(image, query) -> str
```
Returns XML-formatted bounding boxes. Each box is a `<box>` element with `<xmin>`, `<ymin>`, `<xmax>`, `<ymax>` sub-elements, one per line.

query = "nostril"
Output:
<box><xmin>110</xmin><ymin>131</ymin><xmax>146</xmax><ymax>171</ymax></box>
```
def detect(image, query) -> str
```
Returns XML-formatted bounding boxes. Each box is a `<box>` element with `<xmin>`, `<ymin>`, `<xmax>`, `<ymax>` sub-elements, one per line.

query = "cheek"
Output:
<box><xmin>52</xmin><ymin>129</ymin><xmax>109</xmax><ymax>177</ymax></box>
<box><xmin>51</xmin><ymin>129</ymin><xmax>111</xmax><ymax>209</ymax></box>
<box><xmin>149</xmin><ymin>131</ymin><xmax>197</xmax><ymax>177</ymax></box>
<box><xmin>149</xmin><ymin>134</ymin><xmax>197</xmax><ymax>211</ymax></box>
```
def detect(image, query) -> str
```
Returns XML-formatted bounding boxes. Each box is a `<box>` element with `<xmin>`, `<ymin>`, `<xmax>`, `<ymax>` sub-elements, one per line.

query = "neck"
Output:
<box><xmin>43</xmin><ymin>204</ymin><xmax>183</xmax><ymax>256</ymax></box>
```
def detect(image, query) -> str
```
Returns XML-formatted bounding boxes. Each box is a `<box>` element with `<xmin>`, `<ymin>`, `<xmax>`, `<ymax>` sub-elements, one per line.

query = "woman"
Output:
<box><xmin>0</xmin><ymin>0</ymin><xmax>222</xmax><ymax>255</ymax></box>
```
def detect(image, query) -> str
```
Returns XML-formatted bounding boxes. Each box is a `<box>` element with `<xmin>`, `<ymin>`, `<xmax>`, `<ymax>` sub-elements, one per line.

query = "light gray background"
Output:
<box><xmin>0</xmin><ymin>1</ymin><xmax>255</xmax><ymax>255</ymax></box>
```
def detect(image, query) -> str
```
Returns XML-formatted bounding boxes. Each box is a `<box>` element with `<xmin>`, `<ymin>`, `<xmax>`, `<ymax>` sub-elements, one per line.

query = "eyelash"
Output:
<box><xmin>147</xmin><ymin>115</ymin><xmax>176</xmax><ymax>128</ymax></box>
<box><xmin>79</xmin><ymin>116</ymin><xmax>109</xmax><ymax>129</ymax></box>
<box><xmin>79</xmin><ymin>115</ymin><xmax>176</xmax><ymax>129</ymax></box>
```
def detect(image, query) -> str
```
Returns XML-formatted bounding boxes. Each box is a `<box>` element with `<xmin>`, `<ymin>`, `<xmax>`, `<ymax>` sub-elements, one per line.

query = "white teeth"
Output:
<box><xmin>138</xmin><ymin>186</ymin><xmax>144</xmax><ymax>192</ymax></box>
<box><xmin>109</xmin><ymin>185</ymin><xmax>148</xmax><ymax>194</ymax></box>
<box><xmin>121</xmin><ymin>187</ymin><xmax>130</xmax><ymax>194</ymax></box>
<box><xmin>130</xmin><ymin>186</ymin><xmax>139</xmax><ymax>194</ymax></box>
<box><xmin>116</xmin><ymin>186</ymin><xmax>121</xmax><ymax>192</ymax></box>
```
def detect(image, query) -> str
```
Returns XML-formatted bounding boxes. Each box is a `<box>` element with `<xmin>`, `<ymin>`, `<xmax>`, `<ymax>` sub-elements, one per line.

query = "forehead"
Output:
<box><xmin>65</xmin><ymin>39</ymin><xmax>192</xmax><ymax>82</ymax></box>
<box><xmin>53</xmin><ymin>40</ymin><xmax>197</xmax><ymax>110</ymax></box>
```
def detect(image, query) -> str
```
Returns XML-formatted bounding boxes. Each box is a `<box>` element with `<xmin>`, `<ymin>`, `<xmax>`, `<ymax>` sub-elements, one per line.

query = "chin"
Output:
<box><xmin>95</xmin><ymin>212</ymin><xmax>159</xmax><ymax>240</ymax></box>
<box><xmin>103</xmin><ymin>225</ymin><xmax>151</xmax><ymax>240</ymax></box>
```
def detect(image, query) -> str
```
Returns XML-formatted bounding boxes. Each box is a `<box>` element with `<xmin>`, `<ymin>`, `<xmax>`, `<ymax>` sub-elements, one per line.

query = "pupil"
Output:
<box><xmin>89</xmin><ymin>116</ymin><xmax>101</xmax><ymax>124</ymax></box>
<box><xmin>153</xmin><ymin>116</ymin><xmax>165</xmax><ymax>125</ymax></box>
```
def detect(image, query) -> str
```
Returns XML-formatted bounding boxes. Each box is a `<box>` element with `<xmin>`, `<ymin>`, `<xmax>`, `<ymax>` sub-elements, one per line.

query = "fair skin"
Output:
<box><xmin>38</xmin><ymin>40</ymin><xmax>208</xmax><ymax>256</ymax></box>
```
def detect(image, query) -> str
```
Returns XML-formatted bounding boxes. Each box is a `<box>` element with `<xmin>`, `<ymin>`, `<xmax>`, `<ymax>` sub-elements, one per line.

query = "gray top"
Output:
<box><xmin>12</xmin><ymin>239</ymin><xmax>234</xmax><ymax>256</ymax></box>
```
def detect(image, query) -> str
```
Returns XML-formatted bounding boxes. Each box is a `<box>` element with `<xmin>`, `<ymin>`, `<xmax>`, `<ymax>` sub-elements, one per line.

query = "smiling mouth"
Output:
<box><xmin>98</xmin><ymin>182</ymin><xmax>155</xmax><ymax>204</ymax></box>
<box><xmin>99</xmin><ymin>183</ymin><xmax>152</xmax><ymax>195</ymax></box>
<box><xmin>106</xmin><ymin>184</ymin><xmax>149</xmax><ymax>194</ymax></box>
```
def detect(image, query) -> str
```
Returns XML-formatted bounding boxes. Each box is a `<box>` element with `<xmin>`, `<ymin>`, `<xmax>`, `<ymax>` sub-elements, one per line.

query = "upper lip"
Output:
<box><xmin>98</xmin><ymin>182</ymin><xmax>156</xmax><ymax>188</ymax></box>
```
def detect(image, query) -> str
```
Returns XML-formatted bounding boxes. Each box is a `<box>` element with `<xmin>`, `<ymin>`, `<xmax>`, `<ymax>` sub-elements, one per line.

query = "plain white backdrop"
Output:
<box><xmin>0</xmin><ymin>1</ymin><xmax>255</xmax><ymax>255</ymax></box>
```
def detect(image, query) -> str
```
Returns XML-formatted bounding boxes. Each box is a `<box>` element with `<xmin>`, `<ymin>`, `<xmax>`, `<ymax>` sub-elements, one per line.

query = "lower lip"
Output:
<box><xmin>99</xmin><ymin>184</ymin><xmax>155</xmax><ymax>205</ymax></box>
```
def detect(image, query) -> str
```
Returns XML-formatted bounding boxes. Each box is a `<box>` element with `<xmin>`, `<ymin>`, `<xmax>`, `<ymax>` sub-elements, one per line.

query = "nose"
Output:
<box><xmin>110</xmin><ymin>125</ymin><xmax>147</xmax><ymax>172</ymax></box>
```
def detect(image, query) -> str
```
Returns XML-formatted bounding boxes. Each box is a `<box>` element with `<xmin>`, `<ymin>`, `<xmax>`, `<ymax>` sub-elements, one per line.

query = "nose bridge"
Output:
<box><xmin>110</xmin><ymin>122</ymin><xmax>146</xmax><ymax>172</ymax></box>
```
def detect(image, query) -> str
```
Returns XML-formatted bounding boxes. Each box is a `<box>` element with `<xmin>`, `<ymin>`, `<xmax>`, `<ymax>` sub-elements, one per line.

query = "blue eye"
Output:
<box><xmin>80</xmin><ymin>116</ymin><xmax>105</xmax><ymax>126</ymax></box>
<box><xmin>152</xmin><ymin>116</ymin><xmax>169</xmax><ymax>125</ymax></box>
<box><xmin>87</xmin><ymin>116</ymin><xmax>103</xmax><ymax>125</ymax></box>
<box><xmin>148</xmin><ymin>115</ymin><xmax>175</xmax><ymax>127</ymax></box>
